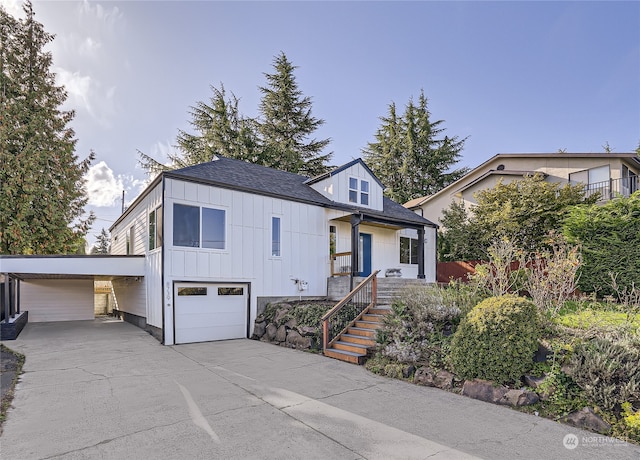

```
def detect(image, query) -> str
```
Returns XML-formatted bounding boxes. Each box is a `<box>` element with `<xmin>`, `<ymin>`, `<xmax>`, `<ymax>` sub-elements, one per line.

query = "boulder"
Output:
<box><xmin>523</xmin><ymin>374</ymin><xmax>546</xmax><ymax>389</ymax></box>
<box><xmin>273</xmin><ymin>306</ymin><xmax>292</xmax><ymax>325</ymax></box>
<box><xmin>285</xmin><ymin>318</ymin><xmax>298</xmax><ymax>329</ymax></box>
<box><xmin>534</xmin><ymin>343</ymin><xmax>553</xmax><ymax>362</ymax></box>
<box><xmin>562</xmin><ymin>407</ymin><xmax>611</xmax><ymax>434</ymax></box>
<box><xmin>500</xmin><ymin>389</ymin><xmax>539</xmax><ymax>407</ymax></box>
<box><xmin>462</xmin><ymin>379</ymin><xmax>509</xmax><ymax>404</ymax></box>
<box><xmin>403</xmin><ymin>365</ymin><xmax>416</xmax><ymax>379</ymax></box>
<box><xmin>285</xmin><ymin>330</ymin><xmax>312</xmax><ymax>349</ymax></box>
<box><xmin>265</xmin><ymin>323</ymin><xmax>278</xmax><ymax>341</ymax></box>
<box><xmin>297</xmin><ymin>326</ymin><xmax>317</xmax><ymax>337</ymax></box>
<box><xmin>275</xmin><ymin>325</ymin><xmax>287</xmax><ymax>342</ymax></box>
<box><xmin>414</xmin><ymin>367</ymin><xmax>455</xmax><ymax>390</ymax></box>
<box><xmin>253</xmin><ymin>321</ymin><xmax>266</xmax><ymax>338</ymax></box>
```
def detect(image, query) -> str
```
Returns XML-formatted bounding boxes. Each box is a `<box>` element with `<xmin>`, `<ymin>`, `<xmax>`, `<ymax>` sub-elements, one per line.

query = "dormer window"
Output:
<box><xmin>349</xmin><ymin>177</ymin><xmax>369</xmax><ymax>206</ymax></box>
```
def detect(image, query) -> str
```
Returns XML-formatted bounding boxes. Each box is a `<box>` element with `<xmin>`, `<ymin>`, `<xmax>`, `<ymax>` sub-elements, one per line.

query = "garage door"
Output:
<box><xmin>174</xmin><ymin>283</ymin><xmax>248</xmax><ymax>344</ymax></box>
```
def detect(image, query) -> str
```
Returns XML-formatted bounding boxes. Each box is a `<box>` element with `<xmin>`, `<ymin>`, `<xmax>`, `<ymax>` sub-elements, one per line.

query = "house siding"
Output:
<box><xmin>21</xmin><ymin>279</ymin><xmax>94</xmax><ymax>322</ymax></box>
<box><xmin>310</xmin><ymin>162</ymin><xmax>384</xmax><ymax>211</ymax></box>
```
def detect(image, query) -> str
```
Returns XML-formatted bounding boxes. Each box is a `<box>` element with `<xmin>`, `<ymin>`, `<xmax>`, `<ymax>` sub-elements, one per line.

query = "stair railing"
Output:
<box><xmin>321</xmin><ymin>270</ymin><xmax>379</xmax><ymax>352</ymax></box>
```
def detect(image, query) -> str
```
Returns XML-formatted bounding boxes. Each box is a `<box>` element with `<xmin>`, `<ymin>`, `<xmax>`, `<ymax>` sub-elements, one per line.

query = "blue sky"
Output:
<box><xmin>3</xmin><ymin>0</ymin><xmax>639</xmax><ymax>246</ymax></box>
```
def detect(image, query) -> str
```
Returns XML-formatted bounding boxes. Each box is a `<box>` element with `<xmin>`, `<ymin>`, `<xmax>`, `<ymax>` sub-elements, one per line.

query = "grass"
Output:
<box><xmin>0</xmin><ymin>344</ymin><xmax>25</xmax><ymax>433</ymax></box>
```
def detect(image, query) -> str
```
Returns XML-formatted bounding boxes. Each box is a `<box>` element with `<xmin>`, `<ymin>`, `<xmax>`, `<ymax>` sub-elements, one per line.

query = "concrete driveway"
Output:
<box><xmin>1</xmin><ymin>318</ymin><xmax>638</xmax><ymax>460</ymax></box>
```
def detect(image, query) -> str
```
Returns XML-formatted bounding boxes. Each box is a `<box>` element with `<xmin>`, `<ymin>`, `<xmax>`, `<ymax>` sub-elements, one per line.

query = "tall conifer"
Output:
<box><xmin>0</xmin><ymin>2</ymin><xmax>94</xmax><ymax>254</ymax></box>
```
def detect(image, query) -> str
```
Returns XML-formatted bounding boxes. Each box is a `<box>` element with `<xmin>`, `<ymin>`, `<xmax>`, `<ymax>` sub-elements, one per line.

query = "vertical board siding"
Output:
<box><xmin>112</xmin><ymin>277</ymin><xmax>146</xmax><ymax>318</ymax></box>
<box><xmin>145</xmin><ymin>251</ymin><xmax>162</xmax><ymax>327</ymax></box>
<box><xmin>21</xmin><ymin>280</ymin><xmax>94</xmax><ymax>322</ymax></box>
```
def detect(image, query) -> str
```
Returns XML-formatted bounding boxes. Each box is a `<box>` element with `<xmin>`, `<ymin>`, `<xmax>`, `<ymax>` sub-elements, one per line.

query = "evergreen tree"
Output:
<box><xmin>0</xmin><ymin>2</ymin><xmax>94</xmax><ymax>254</ymax></box>
<box><xmin>138</xmin><ymin>84</ymin><xmax>259</xmax><ymax>175</ymax></box>
<box><xmin>364</xmin><ymin>90</ymin><xmax>468</xmax><ymax>204</ymax></box>
<box><xmin>91</xmin><ymin>228</ymin><xmax>111</xmax><ymax>254</ymax></box>
<box><xmin>257</xmin><ymin>52</ymin><xmax>332</xmax><ymax>176</ymax></box>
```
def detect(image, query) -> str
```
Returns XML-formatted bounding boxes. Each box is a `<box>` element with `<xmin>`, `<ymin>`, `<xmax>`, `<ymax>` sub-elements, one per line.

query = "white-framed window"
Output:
<box><xmin>148</xmin><ymin>206</ymin><xmax>163</xmax><ymax>251</ymax></box>
<box><xmin>329</xmin><ymin>225</ymin><xmax>337</xmax><ymax>256</ymax></box>
<box><xmin>271</xmin><ymin>216</ymin><xmax>281</xmax><ymax>257</ymax></box>
<box><xmin>349</xmin><ymin>177</ymin><xmax>370</xmax><ymax>206</ymax></box>
<box><xmin>173</xmin><ymin>203</ymin><xmax>225</xmax><ymax>250</ymax></box>
<box><xmin>400</xmin><ymin>236</ymin><xmax>418</xmax><ymax>264</ymax></box>
<box><xmin>126</xmin><ymin>226</ymin><xmax>134</xmax><ymax>255</ymax></box>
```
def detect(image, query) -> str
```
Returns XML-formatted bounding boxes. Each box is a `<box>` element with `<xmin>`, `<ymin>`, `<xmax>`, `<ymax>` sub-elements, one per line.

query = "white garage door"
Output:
<box><xmin>174</xmin><ymin>283</ymin><xmax>248</xmax><ymax>344</ymax></box>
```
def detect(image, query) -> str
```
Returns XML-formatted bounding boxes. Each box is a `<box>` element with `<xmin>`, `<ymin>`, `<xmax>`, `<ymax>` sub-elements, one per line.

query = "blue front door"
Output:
<box><xmin>359</xmin><ymin>233</ymin><xmax>372</xmax><ymax>277</ymax></box>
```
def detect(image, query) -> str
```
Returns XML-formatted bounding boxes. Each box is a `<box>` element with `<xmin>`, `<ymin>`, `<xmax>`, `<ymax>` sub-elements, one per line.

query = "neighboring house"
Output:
<box><xmin>106</xmin><ymin>157</ymin><xmax>437</xmax><ymax>345</ymax></box>
<box><xmin>405</xmin><ymin>152</ymin><xmax>640</xmax><ymax>228</ymax></box>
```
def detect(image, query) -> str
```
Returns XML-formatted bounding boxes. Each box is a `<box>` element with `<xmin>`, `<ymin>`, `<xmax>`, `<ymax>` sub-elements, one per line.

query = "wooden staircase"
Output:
<box><xmin>323</xmin><ymin>305</ymin><xmax>391</xmax><ymax>364</ymax></box>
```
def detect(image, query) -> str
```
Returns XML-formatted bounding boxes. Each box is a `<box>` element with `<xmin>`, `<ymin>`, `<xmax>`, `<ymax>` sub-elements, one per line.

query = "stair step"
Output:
<box><xmin>347</xmin><ymin>327</ymin><xmax>377</xmax><ymax>338</ymax></box>
<box><xmin>362</xmin><ymin>314</ymin><xmax>384</xmax><ymax>322</ymax></box>
<box><xmin>355</xmin><ymin>320</ymin><xmax>381</xmax><ymax>330</ymax></box>
<box><xmin>341</xmin><ymin>333</ymin><xmax>376</xmax><ymax>346</ymax></box>
<box><xmin>324</xmin><ymin>348</ymin><xmax>366</xmax><ymax>365</ymax></box>
<box><xmin>333</xmin><ymin>340</ymin><xmax>370</xmax><ymax>354</ymax></box>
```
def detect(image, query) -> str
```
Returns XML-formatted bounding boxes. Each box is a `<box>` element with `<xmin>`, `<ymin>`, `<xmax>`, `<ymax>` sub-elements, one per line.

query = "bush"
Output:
<box><xmin>565</xmin><ymin>336</ymin><xmax>640</xmax><ymax>412</ymax></box>
<box><xmin>377</xmin><ymin>285</ymin><xmax>462</xmax><ymax>366</ymax></box>
<box><xmin>449</xmin><ymin>295</ymin><xmax>540</xmax><ymax>385</ymax></box>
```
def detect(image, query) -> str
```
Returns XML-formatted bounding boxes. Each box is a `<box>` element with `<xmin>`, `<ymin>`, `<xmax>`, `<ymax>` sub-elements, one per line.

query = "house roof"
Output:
<box><xmin>404</xmin><ymin>152</ymin><xmax>640</xmax><ymax>209</ymax></box>
<box><xmin>111</xmin><ymin>156</ymin><xmax>436</xmax><ymax>230</ymax></box>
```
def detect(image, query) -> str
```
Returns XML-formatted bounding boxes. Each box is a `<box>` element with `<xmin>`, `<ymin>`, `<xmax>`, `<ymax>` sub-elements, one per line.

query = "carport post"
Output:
<box><xmin>16</xmin><ymin>279</ymin><xmax>20</xmax><ymax>314</ymax></box>
<box><xmin>3</xmin><ymin>274</ymin><xmax>9</xmax><ymax>323</ymax></box>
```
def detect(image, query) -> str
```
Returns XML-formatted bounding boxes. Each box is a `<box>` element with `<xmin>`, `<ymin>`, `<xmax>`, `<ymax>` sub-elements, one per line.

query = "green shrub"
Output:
<box><xmin>565</xmin><ymin>336</ymin><xmax>640</xmax><ymax>412</ymax></box>
<box><xmin>449</xmin><ymin>295</ymin><xmax>540</xmax><ymax>385</ymax></box>
<box><xmin>376</xmin><ymin>285</ymin><xmax>462</xmax><ymax>366</ymax></box>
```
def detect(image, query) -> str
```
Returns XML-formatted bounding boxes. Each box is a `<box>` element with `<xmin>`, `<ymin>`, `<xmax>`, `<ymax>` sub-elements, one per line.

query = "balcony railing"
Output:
<box><xmin>330</xmin><ymin>251</ymin><xmax>352</xmax><ymax>277</ymax></box>
<box><xmin>583</xmin><ymin>176</ymin><xmax>638</xmax><ymax>201</ymax></box>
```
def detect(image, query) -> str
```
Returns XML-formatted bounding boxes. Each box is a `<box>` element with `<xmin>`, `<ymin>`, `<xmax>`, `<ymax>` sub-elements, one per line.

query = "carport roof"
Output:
<box><xmin>0</xmin><ymin>255</ymin><xmax>145</xmax><ymax>280</ymax></box>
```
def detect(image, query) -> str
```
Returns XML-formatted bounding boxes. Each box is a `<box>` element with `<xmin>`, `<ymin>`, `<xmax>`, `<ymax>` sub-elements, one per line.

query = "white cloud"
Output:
<box><xmin>0</xmin><ymin>0</ymin><xmax>23</xmax><ymax>17</ymax></box>
<box><xmin>85</xmin><ymin>161</ymin><xmax>125</xmax><ymax>207</ymax></box>
<box><xmin>79</xmin><ymin>36</ymin><xmax>101</xmax><ymax>57</ymax></box>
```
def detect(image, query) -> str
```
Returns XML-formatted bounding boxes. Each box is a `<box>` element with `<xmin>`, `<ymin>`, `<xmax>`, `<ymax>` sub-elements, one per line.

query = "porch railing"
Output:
<box><xmin>321</xmin><ymin>270</ymin><xmax>379</xmax><ymax>351</ymax></box>
<box><xmin>330</xmin><ymin>251</ymin><xmax>352</xmax><ymax>277</ymax></box>
<box><xmin>582</xmin><ymin>176</ymin><xmax>638</xmax><ymax>201</ymax></box>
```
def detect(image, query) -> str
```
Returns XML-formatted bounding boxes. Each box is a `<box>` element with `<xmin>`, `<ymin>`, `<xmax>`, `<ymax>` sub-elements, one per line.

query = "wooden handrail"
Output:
<box><xmin>330</xmin><ymin>251</ymin><xmax>352</xmax><ymax>277</ymax></box>
<box><xmin>321</xmin><ymin>270</ymin><xmax>379</xmax><ymax>321</ymax></box>
<box><xmin>322</xmin><ymin>270</ymin><xmax>379</xmax><ymax>351</ymax></box>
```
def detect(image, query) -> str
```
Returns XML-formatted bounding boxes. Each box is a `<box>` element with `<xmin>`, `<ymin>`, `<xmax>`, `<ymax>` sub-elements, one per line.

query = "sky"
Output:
<box><xmin>3</xmin><ymin>0</ymin><xmax>640</xmax><ymax>247</ymax></box>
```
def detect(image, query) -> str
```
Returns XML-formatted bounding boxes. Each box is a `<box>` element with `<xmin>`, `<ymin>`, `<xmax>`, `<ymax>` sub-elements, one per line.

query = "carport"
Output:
<box><xmin>0</xmin><ymin>255</ymin><xmax>145</xmax><ymax>340</ymax></box>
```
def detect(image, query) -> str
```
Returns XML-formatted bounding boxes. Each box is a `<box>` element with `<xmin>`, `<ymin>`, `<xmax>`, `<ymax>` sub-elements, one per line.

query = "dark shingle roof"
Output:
<box><xmin>163</xmin><ymin>156</ymin><xmax>436</xmax><ymax>228</ymax></box>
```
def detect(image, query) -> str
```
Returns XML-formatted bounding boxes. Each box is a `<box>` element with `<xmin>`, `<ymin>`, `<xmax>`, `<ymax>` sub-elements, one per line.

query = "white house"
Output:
<box><xmin>107</xmin><ymin>157</ymin><xmax>438</xmax><ymax>345</ymax></box>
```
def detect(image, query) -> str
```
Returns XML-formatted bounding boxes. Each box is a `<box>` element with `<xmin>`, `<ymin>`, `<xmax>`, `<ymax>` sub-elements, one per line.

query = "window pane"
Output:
<box><xmin>361</xmin><ymin>192</ymin><xmax>369</xmax><ymax>206</ymax></box>
<box><xmin>218</xmin><ymin>287</ymin><xmax>243</xmax><ymax>296</ymax></box>
<box><xmin>329</xmin><ymin>225</ymin><xmax>336</xmax><ymax>255</ymax></box>
<box><xmin>349</xmin><ymin>190</ymin><xmax>358</xmax><ymax>203</ymax></box>
<box><xmin>349</xmin><ymin>177</ymin><xmax>358</xmax><ymax>190</ymax></box>
<box><xmin>149</xmin><ymin>210</ymin><xmax>156</xmax><ymax>250</ymax></box>
<box><xmin>410</xmin><ymin>238</ymin><xmax>419</xmax><ymax>264</ymax></box>
<box><xmin>156</xmin><ymin>206</ymin><xmax>163</xmax><ymax>248</ymax></box>
<box><xmin>272</xmin><ymin>216</ymin><xmax>281</xmax><ymax>257</ymax></box>
<box><xmin>178</xmin><ymin>287</ymin><xmax>207</xmax><ymax>296</ymax></box>
<box><xmin>202</xmin><ymin>207</ymin><xmax>225</xmax><ymax>249</ymax></box>
<box><xmin>361</xmin><ymin>180</ymin><xmax>369</xmax><ymax>193</ymax></box>
<box><xmin>399</xmin><ymin>237</ymin><xmax>410</xmax><ymax>264</ymax></box>
<box><xmin>173</xmin><ymin>204</ymin><xmax>200</xmax><ymax>247</ymax></box>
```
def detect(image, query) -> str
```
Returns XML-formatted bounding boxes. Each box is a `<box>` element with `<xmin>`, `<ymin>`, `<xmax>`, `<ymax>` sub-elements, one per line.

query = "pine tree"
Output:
<box><xmin>0</xmin><ymin>2</ymin><xmax>94</xmax><ymax>254</ymax></box>
<box><xmin>91</xmin><ymin>228</ymin><xmax>111</xmax><ymax>254</ymax></box>
<box><xmin>138</xmin><ymin>84</ymin><xmax>259</xmax><ymax>175</ymax></box>
<box><xmin>364</xmin><ymin>90</ymin><xmax>468</xmax><ymax>204</ymax></box>
<box><xmin>257</xmin><ymin>52</ymin><xmax>332</xmax><ymax>176</ymax></box>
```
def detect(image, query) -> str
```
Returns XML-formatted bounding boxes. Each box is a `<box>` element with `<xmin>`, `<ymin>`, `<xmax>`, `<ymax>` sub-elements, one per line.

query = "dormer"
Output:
<box><xmin>306</xmin><ymin>158</ymin><xmax>385</xmax><ymax>211</ymax></box>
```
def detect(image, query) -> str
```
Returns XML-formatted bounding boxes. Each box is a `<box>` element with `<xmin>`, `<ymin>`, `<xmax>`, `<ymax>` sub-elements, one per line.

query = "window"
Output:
<box><xmin>178</xmin><ymin>287</ymin><xmax>207</xmax><ymax>296</ymax></box>
<box><xmin>126</xmin><ymin>226</ymin><xmax>134</xmax><ymax>255</ymax></box>
<box><xmin>400</xmin><ymin>237</ymin><xmax>419</xmax><ymax>264</ymax></box>
<box><xmin>271</xmin><ymin>216</ymin><xmax>281</xmax><ymax>257</ymax></box>
<box><xmin>173</xmin><ymin>204</ymin><xmax>225</xmax><ymax>249</ymax></box>
<box><xmin>349</xmin><ymin>177</ymin><xmax>358</xmax><ymax>203</ymax></box>
<box><xmin>218</xmin><ymin>287</ymin><xmax>243</xmax><ymax>296</ymax></box>
<box><xmin>202</xmin><ymin>208</ymin><xmax>225</xmax><ymax>249</ymax></box>
<box><xmin>361</xmin><ymin>180</ymin><xmax>369</xmax><ymax>205</ymax></box>
<box><xmin>329</xmin><ymin>225</ymin><xmax>336</xmax><ymax>256</ymax></box>
<box><xmin>349</xmin><ymin>177</ymin><xmax>370</xmax><ymax>206</ymax></box>
<box><xmin>173</xmin><ymin>204</ymin><xmax>200</xmax><ymax>247</ymax></box>
<box><xmin>148</xmin><ymin>206</ymin><xmax>163</xmax><ymax>250</ymax></box>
